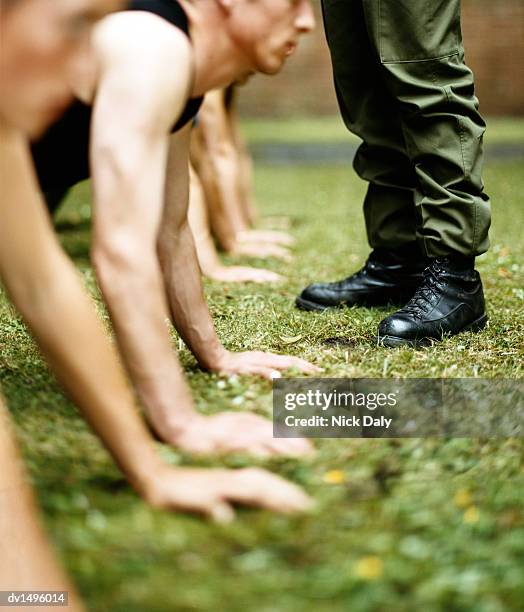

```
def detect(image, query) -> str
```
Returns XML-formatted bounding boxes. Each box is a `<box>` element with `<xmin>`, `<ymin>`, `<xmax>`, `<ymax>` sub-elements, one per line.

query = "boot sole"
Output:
<box><xmin>376</xmin><ymin>314</ymin><xmax>489</xmax><ymax>348</ymax></box>
<box><xmin>295</xmin><ymin>296</ymin><xmax>337</xmax><ymax>312</ymax></box>
<box><xmin>295</xmin><ymin>293</ymin><xmax>416</xmax><ymax>313</ymax></box>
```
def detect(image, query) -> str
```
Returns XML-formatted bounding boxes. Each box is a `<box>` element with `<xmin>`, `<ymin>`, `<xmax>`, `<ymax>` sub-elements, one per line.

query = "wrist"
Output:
<box><xmin>124</xmin><ymin>449</ymin><xmax>167</xmax><ymax>500</ymax></box>
<box><xmin>235</xmin><ymin>228</ymin><xmax>251</xmax><ymax>242</ymax></box>
<box><xmin>141</xmin><ymin>388</ymin><xmax>199</xmax><ymax>441</ymax></box>
<box><xmin>137</xmin><ymin>462</ymin><xmax>178</xmax><ymax>508</ymax></box>
<box><xmin>151</xmin><ymin>405</ymin><xmax>201</xmax><ymax>443</ymax></box>
<box><xmin>218</xmin><ymin>234</ymin><xmax>237</xmax><ymax>253</ymax></box>
<box><xmin>197</xmin><ymin>342</ymin><xmax>230</xmax><ymax>372</ymax></box>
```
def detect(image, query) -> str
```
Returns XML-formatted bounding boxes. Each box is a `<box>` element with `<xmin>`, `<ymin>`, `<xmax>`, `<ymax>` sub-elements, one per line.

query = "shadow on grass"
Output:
<box><xmin>55</xmin><ymin>218</ymin><xmax>92</xmax><ymax>233</ymax></box>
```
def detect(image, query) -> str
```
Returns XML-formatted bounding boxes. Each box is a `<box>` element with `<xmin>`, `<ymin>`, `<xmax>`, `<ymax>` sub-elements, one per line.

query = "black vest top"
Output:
<box><xmin>32</xmin><ymin>0</ymin><xmax>203</xmax><ymax>196</ymax></box>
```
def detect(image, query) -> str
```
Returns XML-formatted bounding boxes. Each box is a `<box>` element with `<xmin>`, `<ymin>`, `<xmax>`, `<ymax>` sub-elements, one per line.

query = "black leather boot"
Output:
<box><xmin>377</xmin><ymin>255</ymin><xmax>488</xmax><ymax>347</ymax></box>
<box><xmin>296</xmin><ymin>244</ymin><xmax>428</xmax><ymax>311</ymax></box>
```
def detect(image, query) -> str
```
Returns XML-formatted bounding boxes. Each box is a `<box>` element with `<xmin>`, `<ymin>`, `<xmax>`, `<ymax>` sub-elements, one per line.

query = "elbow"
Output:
<box><xmin>92</xmin><ymin>231</ymin><xmax>154</xmax><ymax>296</ymax></box>
<box><xmin>209</xmin><ymin>141</ymin><xmax>236</xmax><ymax>163</ymax></box>
<box><xmin>92</xmin><ymin>241</ymin><xmax>124</xmax><ymax>297</ymax></box>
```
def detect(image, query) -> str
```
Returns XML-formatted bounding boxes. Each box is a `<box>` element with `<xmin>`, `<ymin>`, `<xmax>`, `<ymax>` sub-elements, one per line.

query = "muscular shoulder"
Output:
<box><xmin>94</xmin><ymin>11</ymin><xmax>192</xmax><ymax>68</ymax></box>
<box><xmin>91</xmin><ymin>12</ymin><xmax>193</xmax><ymax>132</ymax></box>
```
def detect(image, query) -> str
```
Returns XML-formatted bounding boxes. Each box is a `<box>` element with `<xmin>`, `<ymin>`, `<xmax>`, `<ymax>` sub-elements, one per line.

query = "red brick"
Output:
<box><xmin>238</xmin><ymin>0</ymin><xmax>524</xmax><ymax>117</ymax></box>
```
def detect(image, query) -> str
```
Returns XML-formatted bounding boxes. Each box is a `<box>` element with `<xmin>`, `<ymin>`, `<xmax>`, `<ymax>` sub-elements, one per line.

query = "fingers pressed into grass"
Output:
<box><xmin>209</xmin><ymin>501</ymin><xmax>236</xmax><ymax>524</ymax></box>
<box><xmin>266</xmin><ymin>436</ymin><xmax>315</xmax><ymax>457</ymax></box>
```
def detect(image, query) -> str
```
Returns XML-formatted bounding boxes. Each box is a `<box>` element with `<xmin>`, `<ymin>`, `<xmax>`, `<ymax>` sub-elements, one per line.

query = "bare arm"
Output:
<box><xmin>187</xmin><ymin>161</ymin><xmax>283</xmax><ymax>284</ymax></box>
<box><xmin>0</xmin><ymin>399</ymin><xmax>82</xmax><ymax>606</ymax></box>
<box><xmin>0</xmin><ymin>127</ymin><xmax>165</xmax><ymax>495</ymax></box>
<box><xmin>192</xmin><ymin>89</ymin><xmax>247</xmax><ymax>250</ymax></box>
<box><xmin>227</xmin><ymin>89</ymin><xmax>259</xmax><ymax>228</ymax></box>
<box><xmin>195</xmin><ymin>90</ymin><xmax>293</xmax><ymax>258</ymax></box>
<box><xmin>157</xmin><ymin>125</ymin><xmax>227</xmax><ymax>368</ymax></box>
<box><xmin>159</xmin><ymin>128</ymin><xmax>319</xmax><ymax>382</ymax></box>
<box><xmin>227</xmin><ymin>92</ymin><xmax>296</xmax><ymax>247</ymax></box>
<box><xmin>89</xmin><ymin>15</ymin><xmax>198</xmax><ymax>441</ymax></box>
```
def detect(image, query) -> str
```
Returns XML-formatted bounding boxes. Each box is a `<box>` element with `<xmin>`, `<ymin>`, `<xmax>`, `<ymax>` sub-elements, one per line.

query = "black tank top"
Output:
<box><xmin>32</xmin><ymin>0</ymin><xmax>203</xmax><ymax>196</ymax></box>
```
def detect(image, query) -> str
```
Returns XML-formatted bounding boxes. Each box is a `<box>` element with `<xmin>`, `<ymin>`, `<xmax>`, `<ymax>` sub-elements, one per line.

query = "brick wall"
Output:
<box><xmin>238</xmin><ymin>0</ymin><xmax>524</xmax><ymax>117</ymax></box>
<box><xmin>462</xmin><ymin>0</ymin><xmax>524</xmax><ymax>115</ymax></box>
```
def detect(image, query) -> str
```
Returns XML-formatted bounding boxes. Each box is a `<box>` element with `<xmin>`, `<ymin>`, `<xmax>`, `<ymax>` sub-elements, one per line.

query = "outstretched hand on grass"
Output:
<box><xmin>214</xmin><ymin>350</ymin><xmax>320</xmax><ymax>380</ymax></box>
<box><xmin>231</xmin><ymin>241</ymin><xmax>293</xmax><ymax>262</ymax></box>
<box><xmin>236</xmin><ymin>229</ymin><xmax>296</xmax><ymax>247</ymax></box>
<box><xmin>172</xmin><ymin>412</ymin><xmax>314</xmax><ymax>458</ymax></box>
<box><xmin>144</xmin><ymin>466</ymin><xmax>314</xmax><ymax>523</ymax></box>
<box><xmin>207</xmin><ymin>265</ymin><xmax>284</xmax><ymax>284</ymax></box>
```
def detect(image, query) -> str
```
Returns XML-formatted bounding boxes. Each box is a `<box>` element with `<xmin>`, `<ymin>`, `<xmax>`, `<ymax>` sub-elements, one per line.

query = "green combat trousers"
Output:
<box><xmin>321</xmin><ymin>0</ymin><xmax>491</xmax><ymax>258</ymax></box>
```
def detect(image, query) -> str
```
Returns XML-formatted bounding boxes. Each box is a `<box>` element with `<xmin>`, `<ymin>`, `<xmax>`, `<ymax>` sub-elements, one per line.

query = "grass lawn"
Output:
<box><xmin>240</xmin><ymin>116</ymin><xmax>524</xmax><ymax>146</ymax></box>
<box><xmin>1</xmin><ymin>123</ymin><xmax>523</xmax><ymax>611</ymax></box>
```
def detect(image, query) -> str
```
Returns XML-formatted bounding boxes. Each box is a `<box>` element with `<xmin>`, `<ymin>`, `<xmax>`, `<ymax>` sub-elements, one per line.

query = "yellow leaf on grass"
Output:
<box><xmin>279</xmin><ymin>334</ymin><xmax>304</xmax><ymax>345</ymax></box>
<box><xmin>463</xmin><ymin>506</ymin><xmax>480</xmax><ymax>524</ymax></box>
<box><xmin>323</xmin><ymin>470</ymin><xmax>346</xmax><ymax>484</ymax></box>
<box><xmin>498</xmin><ymin>267</ymin><xmax>512</xmax><ymax>278</ymax></box>
<box><xmin>453</xmin><ymin>489</ymin><xmax>473</xmax><ymax>508</ymax></box>
<box><xmin>354</xmin><ymin>556</ymin><xmax>384</xmax><ymax>580</ymax></box>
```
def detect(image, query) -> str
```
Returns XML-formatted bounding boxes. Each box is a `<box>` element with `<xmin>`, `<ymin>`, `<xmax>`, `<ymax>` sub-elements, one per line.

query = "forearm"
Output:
<box><xmin>187</xmin><ymin>165</ymin><xmax>224</xmax><ymax>276</ymax></box>
<box><xmin>194</xmin><ymin>92</ymin><xmax>249</xmax><ymax>248</ymax></box>
<box><xmin>229</xmin><ymin>110</ymin><xmax>258</xmax><ymax>227</ymax></box>
<box><xmin>93</xmin><ymin>244</ymin><xmax>197</xmax><ymax>433</ymax></box>
<box><xmin>237</xmin><ymin>148</ymin><xmax>258</xmax><ymax>228</ymax></box>
<box><xmin>201</xmin><ymin>146</ymin><xmax>249</xmax><ymax>244</ymax></box>
<box><xmin>158</xmin><ymin>218</ymin><xmax>226</xmax><ymax>370</ymax></box>
<box><xmin>193</xmin><ymin>143</ymin><xmax>240</xmax><ymax>250</ymax></box>
<box><xmin>160</xmin><ymin>129</ymin><xmax>227</xmax><ymax>369</ymax></box>
<box><xmin>3</xmin><ymin>247</ymin><xmax>165</xmax><ymax>494</ymax></box>
<box><xmin>0</xmin><ymin>133</ymin><xmax>167</xmax><ymax>493</ymax></box>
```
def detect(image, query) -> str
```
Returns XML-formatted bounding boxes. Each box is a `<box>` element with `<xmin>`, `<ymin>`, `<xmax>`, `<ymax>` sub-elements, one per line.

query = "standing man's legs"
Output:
<box><xmin>323</xmin><ymin>0</ymin><xmax>416</xmax><ymax>249</ymax></box>
<box><xmin>322</xmin><ymin>0</ymin><xmax>490</xmax><ymax>254</ymax></box>
<box><xmin>371</xmin><ymin>0</ymin><xmax>490</xmax><ymax>258</ymax></box>
<box><xmin>298</xmin><ymin>0</ymin><xmax>490</xmax><ymax>346</ymax></box>
<box><xmin>368</xmin><ymin>0</ymin><xmax>490</xmax><ymax>345</ymax></box>
<box><xmin>297</xmin><ymin>0</ymin><xmax>429</xmax><ymax>312</ymax></box>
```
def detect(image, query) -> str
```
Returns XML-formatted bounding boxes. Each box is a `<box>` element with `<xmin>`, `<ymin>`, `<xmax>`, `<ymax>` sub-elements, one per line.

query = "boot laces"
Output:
<box><xmin>403</xmin><ymin>260</ymin><xmax>445</xmax><ymax>315</ymax></box>
<box><xmin>334</xmin><ymin>259</ymin><xmax>370</xmax><ymax>287</ymax></box>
